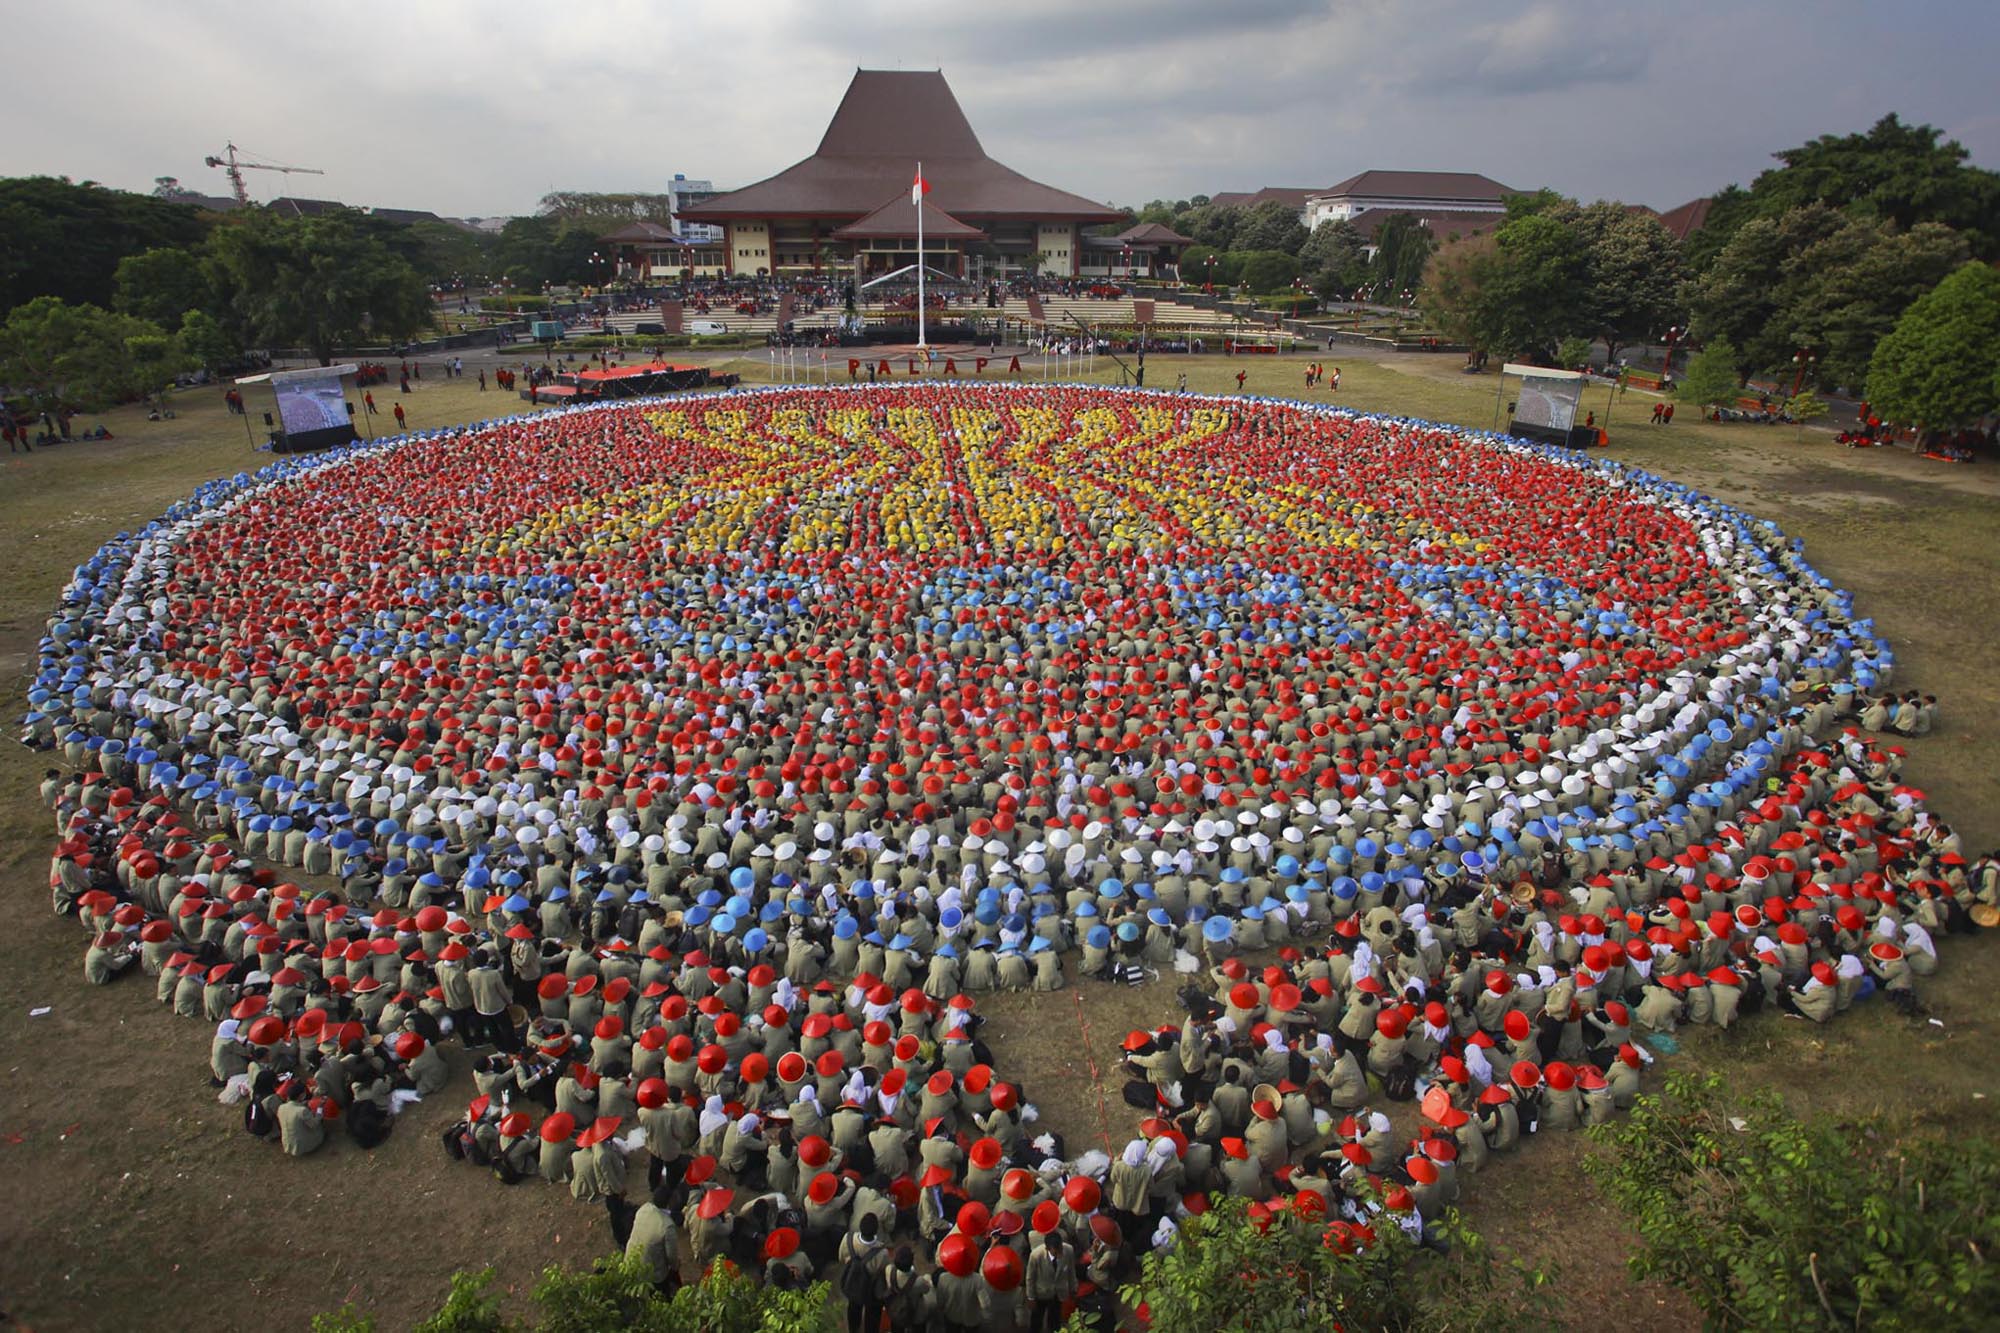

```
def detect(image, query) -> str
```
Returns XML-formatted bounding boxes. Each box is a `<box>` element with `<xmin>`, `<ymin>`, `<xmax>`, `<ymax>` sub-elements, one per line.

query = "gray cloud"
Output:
<box><xmin>0</xmin><ymin>0</ymin><xmax>1993</xmax><ymax>218</ymax></box>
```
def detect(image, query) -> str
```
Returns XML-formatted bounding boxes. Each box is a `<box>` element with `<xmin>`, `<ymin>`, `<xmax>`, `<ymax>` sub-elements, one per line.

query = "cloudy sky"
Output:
<box><xmin>6</xmin><ymin>0</ymin><xmax>1995</xmax><ymax>217</ymax></box>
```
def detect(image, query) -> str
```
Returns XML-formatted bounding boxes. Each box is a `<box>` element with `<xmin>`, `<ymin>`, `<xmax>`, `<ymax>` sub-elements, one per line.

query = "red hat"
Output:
<box><xmin>394</xmin><ymin>1031</ymin><xmax>425</xmax><ymax>1060</ymax></box>
<box><xmin>989</xmin><ymin>1082</ymin><xmax>1017</xmax><ymax>1112</ymax></box>
<box><xmin>1510</xmin><ymin>1061</ymin><xmax>1541</xmax><ymax>1089</ymax></box>
<box><xmin>636</xmin><ymin>1077</ymin><xmax>668</xmax><ymax>1109</ymax></box>
<box><xmin>1032</xmin><ymin>1200</ymin><xmax>1061</xmax><ymax>1234</ymax></box>
<box><xmin>498</xmin><ymin>1111</ymin><xmax>532</xmax><ymax>1138</ymax></box>
<box><xmin>799</xmin><ymin>1134</ymin><xmax>832</xmax><ymax>1168</ymax></box>
<box><xmin>969</xmin><ymin>1136</ymin><xmax>1003</xmax><ymax>1170</ymax></box>
<box><xmin>697</xmin><ymin>1044</ymin><xmax>728</xmax><ymax>1074</ymax></box>
<box><xmin>696</xmin><ymin>1187</ymin><xmax>734</xmax><ymax>1220</ymax></box>
<box><xmin>1376</xmin><ymin>1009</ymin><xmax>1408</xmax><ymax>1040</ymax></box>
<box><xmin>1001</xmin><ymin>1167</ymin><xmax>1036</xmax><ymax>1201</ymax></box>
<box><xmin>1544</xmin><ymin>1062</ymin><xmax>1576</xmax><ymax>1091</ymax></box>
<box><xmin>1251</xmin><ymin>1099</ymin><xmax>1279</xmax><ymax>1121</ymax></box>
<box><xmin>1479</xmin><ymin>1085</ymin><xmax>1513</xmax><ymax>1106</ymax></box>
<box><xmin>1810</xmin><ymin>961</ymin><xmax>1836</xmax><ymax>986</ymax></box>
<box><xmin>1502</xmin><ymin>1010</ymin><xmax>1530</xmax><ymax>1042</ymax></box>
<box><xmin>808</xmin><ymin>1171</ymin><xmax>839</xmax><ymax>1205</ymax></box>
<box><xmin>684</xmin><ymin>1155</ymin><xmax>718</xmax><ymax>1186</ymax></box>
<box><xmin>816</xmin><ymin>1050</ymin><xmax>845</xmax><ymax>1079</ymax></box>
<box><xmin>1869</xmin><ymin>941</ymin><xmax>1904</xmax><ymax>963</ymax></box>
<box><xmin>1406</xmin><ymin>1156</ymin><xmax>1439</xmax><ymax>1184</ymax></box>
<box><xmin>956</xmin><ymin>1200</ymin><xmax>991</xmax><ymax>1236</ymax></box>
<box><xmin>539</xmin><ymin>1111</ymin><xmax>576</xmax><ymax>1142</ymax></box>
<box><xmin>963</xmin><ymin>1064</ymin><xmax>993</xmax><ymax>1095</ymax></box>
<box><xmin>1063</xmin><ymin>1175</ymin><xmax>1101</xmax><ymax>1213</ymax></box>
<box><xmin>763</xmin><ymin>1226</ymin><xmax>801</xmax><ymax>1261</ymax></box>
<box><xmin>919</xmin><ymin>1163</ymin><xmax>952</xmax><ymax>1189</ymax></box>
<box><xmin>937</xmin><ymin>1233</ymin><xmax>978</xmax><ymax>1278</ymax></box>
<box><xmin>1485</xmin><ymin>971</ymin><xmax>1511</xmax><ymax>995</ymax></box>
<box><xmin>981</xmin><ymin>1245</ymin><xmax>1024</xmax><ymax>1291</ymax></box>
<box><xmin>1706</xmin><ymin>967</ymin><xmax>1741</xmax><ymax>987</ymax></box>
<box><xmin>777</xmin><ymin>1051</ymin><xmax>808</xmax><ymax>1083</ymax></box>
<box><xmin>594</xmin><ymin>1015</ymin><xmax>624</xmax><ymax>1040</ymax></box>
<box><xmin>926</xmin><ymin>1070</ymin><xmax>955</xmax><ymax>1098</ymax></box>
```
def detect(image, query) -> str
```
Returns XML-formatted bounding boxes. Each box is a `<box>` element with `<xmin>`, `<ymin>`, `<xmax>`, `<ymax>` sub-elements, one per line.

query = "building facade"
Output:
<box><xmin>1303</xmin><ymin>171</ymin><xmax>1512</xmax><ymax>231</ymax></box>
<box><xmin>681</xmin><ymin>70</ymin><xmax>1124</xmax><ymax>281</ymax></box>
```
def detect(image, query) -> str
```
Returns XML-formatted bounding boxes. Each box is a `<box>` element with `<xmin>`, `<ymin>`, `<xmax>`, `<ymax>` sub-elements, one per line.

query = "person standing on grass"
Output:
<box><xmin>364</xmin><ymin>390</ymin><xmax>378</xmax><ymax>415</ymax></box>
<box><xmin>478</xmin><ymin>370</ymin><xmax>487</xmax><ymax>392</ymax></box>
<box><xmin>393</xmin><ymin>402</ymin><xmax>407</xmax><ymax>431</ymax></box>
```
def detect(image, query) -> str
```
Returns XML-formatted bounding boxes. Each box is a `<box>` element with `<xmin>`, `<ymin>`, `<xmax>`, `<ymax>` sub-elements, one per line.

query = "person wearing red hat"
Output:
<box><xmin>684</xmin><ymin>1186</ymin><xmax>736</xmax><ymax>1273</ymax></box>
<box><xmin>1024</xmin><ymin>1222</ymin><xmax>1077</xmax><ymax>1333</ymax></box>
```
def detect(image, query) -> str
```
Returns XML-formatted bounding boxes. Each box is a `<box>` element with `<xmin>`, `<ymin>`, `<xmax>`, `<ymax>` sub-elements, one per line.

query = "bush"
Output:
<box><xmin>1677</xmin><ymin>339</ymin><xmax>1742</xmax><ymax>409</ymax></box>
<box><xmin>1556</xmin><ymin>335</ymin><xmax>1595</xmax><ymax>370</ymax></box>
<box><xmin>1066</xmin><ymin>1194</ymin><xmax>1554</xmax><ymax>1333</ymax></box>
<box><xmin>481</xmin><ymin>295</ymin><xmax>553</xmax><ymax>313</ymax></box>
<box><xmin>320</xmin><ymin>1258</ymin><xmax>839</xmax><ymax>1333</ymax></box>
<box><xmin>1586</xmin><ymin>1072</ymin><xmax>2000</xmax><ymax>1331</ymax></box>
<box><xmin>1234</xmin><ymin>251</ymin><xmax>1301</xmax><ymax>295</ymax></box>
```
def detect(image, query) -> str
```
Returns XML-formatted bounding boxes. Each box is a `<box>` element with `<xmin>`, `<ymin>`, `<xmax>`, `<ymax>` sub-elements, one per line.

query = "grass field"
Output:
<box><xmin>2</xmin><ymin>351</ymin><xmax>1995</xmax><ymax>1331</ymax></box>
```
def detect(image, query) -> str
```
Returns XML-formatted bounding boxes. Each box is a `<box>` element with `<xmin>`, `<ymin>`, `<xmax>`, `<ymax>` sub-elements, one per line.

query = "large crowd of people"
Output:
<box><xmin>28</xmin><ymin>384</ymin><xmax>1995</xmax><ymax>1326</ymax></box>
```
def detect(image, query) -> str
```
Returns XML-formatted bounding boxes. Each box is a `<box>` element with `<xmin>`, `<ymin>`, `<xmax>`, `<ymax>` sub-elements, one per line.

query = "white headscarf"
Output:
<box><xmin>1121</xmin><ymin>1138</ymin><xmax>1148</xmax><ymax>1167</ymax></box>
<box><xmin>699</xmin><ymin>1094</ymin><xmax>729</xmax><ymax>1138</ymax></box>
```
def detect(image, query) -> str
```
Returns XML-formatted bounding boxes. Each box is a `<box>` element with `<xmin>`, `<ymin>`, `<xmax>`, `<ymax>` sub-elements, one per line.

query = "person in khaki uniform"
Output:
<box><xmin>625</xmin><ymin>1183</ymin><xmax>682</xmax><ymax>1293</ymax></box>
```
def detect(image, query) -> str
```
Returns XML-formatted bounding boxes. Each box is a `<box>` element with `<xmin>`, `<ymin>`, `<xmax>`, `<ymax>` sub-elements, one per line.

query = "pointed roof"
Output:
<box><xmin>685</xmin><ymin>70</ymin><xmax>1123</xmax><ymax>223</ymax></box>
<box><xmin>1116</xmin><ymin>222</ymin><xmax>1195</xmax><ymax>246</ymax></box>
<box><xmin>1208</xmin><ymin>187</ymin><xmax>1324</xmax><ymax>211</ymax></box>
<box><xmin>832</xmin><ymin>194</ymin><xmax>986</xmax><ymax>241</ymax></box>
<box><xmin>1655</xmin><ymin>197</ymin><xmax>1714</xmax><ymax>240</ymax></box>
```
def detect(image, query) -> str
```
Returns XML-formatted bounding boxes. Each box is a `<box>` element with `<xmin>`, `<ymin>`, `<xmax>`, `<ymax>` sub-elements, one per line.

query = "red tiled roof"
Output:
<box><xmin>1316</xmin><ymin>170</ymin><xmax>1513</xmax><ymax>203</ymax></box>
<box><xmin>831</xmin><ymin>194</ymin><xmax>987</xmax><ymax>241</ymax></box>
<box><xmin>685</xmin><ymin>71</ymin><xmax>1122</xmax><ymax>224</ymax></box>
<box><xmin>1116</xmin><ymin>222</ymin><xmax>1195</xmax><ymax>246</ymax></box>
<box><xmin>1208</xmin><ymin>187</ymin><xmax>1324</xmax><ymax>211</ymax></box>
<box><xmin>600</xmin><ymin>220</ymin><xmax>681</xmax><ymax>243</ymax></box>
<box><xmin>1655</xmin><ymin>197</ymin><xmax>1713</xmax><ymax>240</ymax></box>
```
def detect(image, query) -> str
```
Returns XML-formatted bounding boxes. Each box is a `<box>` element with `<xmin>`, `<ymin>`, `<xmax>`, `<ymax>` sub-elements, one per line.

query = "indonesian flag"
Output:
<box><xmin>912</xmin><ymin>165</ymin><xmax>929</xmax><ymax>206</ymax></box>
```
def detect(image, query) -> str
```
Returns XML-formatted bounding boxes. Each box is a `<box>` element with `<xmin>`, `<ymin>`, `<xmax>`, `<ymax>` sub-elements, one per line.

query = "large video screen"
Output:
<box><xmin>1513</xmin><ymin>374</ymin><xmax>1583</xmax><ymax>433</ymax></box>
<box><xmin>272</xmin><ymin>372</ymin><xmax>350</xmax><ymax>435</ymax></box>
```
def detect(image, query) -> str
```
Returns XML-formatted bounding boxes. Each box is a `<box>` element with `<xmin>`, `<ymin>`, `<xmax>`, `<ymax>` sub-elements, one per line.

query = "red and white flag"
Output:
<box><xmin>911</xmin><ymin>165</ymin><xmax>929</xmax><ymax>206</ymax></box>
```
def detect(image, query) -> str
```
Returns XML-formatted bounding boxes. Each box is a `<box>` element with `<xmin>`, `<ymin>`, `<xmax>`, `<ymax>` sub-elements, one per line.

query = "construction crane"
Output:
<box><xmin>203</xmin><ymin>142</ymin><xmax>324</xmax><ymax>206</ymax></box>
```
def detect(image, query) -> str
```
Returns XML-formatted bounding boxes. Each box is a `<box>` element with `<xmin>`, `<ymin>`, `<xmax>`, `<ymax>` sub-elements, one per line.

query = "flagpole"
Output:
<box><xmin>916</xmin><ymin>160</ymin><xmax>927</xmax><ymax>350</ymax></box>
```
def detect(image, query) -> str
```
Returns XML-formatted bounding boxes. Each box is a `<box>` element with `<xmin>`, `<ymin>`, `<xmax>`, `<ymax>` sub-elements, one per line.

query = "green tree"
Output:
<box><xmin>1688</xmin><ymin>204</ymin><xmax>1846</xmax><ymax>377</ymax></box>
<box><xmin>1234</xmin><ymin>251</ymin><xmax>1300</xmax><ymax>295</ymax></box>
<box><xmin>0</xmin><ymin>176</ymin><xmax>212</xmax><ymax>314</ymax></box>
<box><xmin>1180</xmin><ymin>246</ymin><xmax>1240</xmax><ymax>286</ymax></box>
<box><xmin>1686</xmin><ymin>115</ymin><xmax>2000</xmax><ymax>270</ymax></box>
<box><xmin>1784</xmin><ymin>390</ymin><xmax>1829</xmax><ymax>440</ymax></box>
<box><xmin>1469</xmin><ymin>212</ymin><xmax>1588</xmax><ymax>360</ymax></box>
<box><xmin>1677</xmin><ymin>338</ymin><xmax>1743</xmax><ymax>411</ymax></box>
<box><xmin>1865</xmin><ymin>261</ymin><xmax>2000</xmax><ymax>430</ymax></box>
<box><xmin>405</xmin><ymin>220</ymin><xmax>497</xmax><ymax>286</ymax></box>
<box><xmin>113</xmin><ymin>246</ymin><xmax>215</xmax><ymax>332</ymax></box>
<box><xmin>1178</xmin><ymin>203</ymin><xmax>1244</xmax><ymax>252</ymax></box>
<box><xmin>1370</xmin><ymin>214</ymin><xmax>1438</xmax><ymax>297</ymax></box>
<box><xmin>1558</xmin><ymin>201</ymin><xmax>1685</xmax><ymax>363</ymax></box>
<box><xmin>0</xmin><ymin>296</ymin><xmax>186</xmax><ymax>412</ymax></box>
<box><xmin>1421</xmin><ymin>231</ymin><xmax>1498</xmax><ymax>351</ymax></box>
<box><xmin>177</xmin><ymin>308</ymin><xmax>241</xmax><ymax>372</ymax></box>
<box><xmin>1299</xmin><ymin>220</ymin><xmax>1368</xmax><ymax>297</ymax></box>
<box><xmin>1556</xmin><ymin>335</ymin><xmax>1595</xmax><ymax>370</ymax></box>
<box><xmin>1776</xmin><ymin>217</ymin><xmax>1968</xmax><ymax>390</ymax></box>
<box><xmin>1588</xmin><ymin>1072</ymin><xmax>2000</xmax><ymax>1331</ymax></box>
<box><xmin>206</xmin><ymin>209</ymin><xmax>431</xmax><ymax>364</ymax></box>
<box><xmin>537</xmin><ymin>191</ymin><xmax>679</xmax><ymax>229</ymax></box>
<box><xmin>1235</xmin><ymin>200</ymin><xmax>1309</xmax><ymax>256</ymax></box>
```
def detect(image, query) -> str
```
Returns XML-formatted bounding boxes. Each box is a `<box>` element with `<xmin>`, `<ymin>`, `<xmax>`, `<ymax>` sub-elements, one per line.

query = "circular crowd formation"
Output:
<box><xmin>28</xmin><ymin>384</ymin><xmax>1986</xmax><ymax>1320</ymax></box>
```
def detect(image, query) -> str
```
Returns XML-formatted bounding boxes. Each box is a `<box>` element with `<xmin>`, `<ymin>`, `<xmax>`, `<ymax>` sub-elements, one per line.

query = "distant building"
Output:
<box><xmin>266</xmin><ymin>196</ymin><xmax>349</xmax><ymax>219</ymax></box>
<box><xmin>1303</xmin><ymin>171</ymin><xmax>1513</xmax><ymax>231</ymax></box>
<box><xmin>368</xmin><ymin>207</ymin><xmax>445</xmax><ymax>227</ymax></box>
<box><xmin>682</xmin><ymin>69</ymin><xmax>1124</xmax><ymax>280</ymax></box>
<box><xmin>1652</xmin><ymin>197</ymin><xmax>1714</xmax><ymax>241</ymax></box>
<box><xmin>599</xmin><ymin>220</ymin><xmax>727</xmax><ymax>281</ymax></box>
<box><xmin>1206</xmin><ymin>187</ymin><xmax>1324</xmax><ymax>223</ymax></box>
<box><xmin>667</xmin><ymin>175</ymin><xmax>725</xmax><ymax>244</ymax></box>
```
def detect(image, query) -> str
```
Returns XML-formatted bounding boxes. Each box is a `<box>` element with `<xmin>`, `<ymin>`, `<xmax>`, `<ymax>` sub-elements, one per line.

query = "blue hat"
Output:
<box><xmin>1029</xmin><ymin>937</ymin><xmax>1052</xmax><ymax>955</ymax></box>
<box><xmin>889</xmin><ymin>933</ymin><xmax>912</xmax><ymax>951</ymax></box>
<box><xmin>1202</xmin><ymin>916</ymin><xmax>1234</xmax><ymax>942</ymax></box>
<box><xmin>1116</xmin><ymin>921</ymin><xmax>1141</xmax><ymax>942</ymax></box>
<box><xmin>744</xmin><ymin>927</ymin><xmax>769</xmax><ymax>953</ymax></box>
<box><xmin>1147</xmin><ymin>908</ymin><xmax>1172</xmax><ymax>928</ymax></box>
<box><xmin>1085</xmin><ymin>926</ymin><xmax>1110</xmax><ymax>949</ymax></box>
<box><xmin>729</xmin><ymin>866</ymin><xmax>755</xmax><ymax>891</ymax></box>
<box><xmin>502</xmin><ymin>893</ymin><xmax>530</xmax><ymax>912</ymax></box>
<box><xmin>548</xmin><ymin>886</ymin><xmax>570</xmax><ymax>902</ymax></box>
<box><xmin>937</xmin><ymin>943</ymin><xmax>958</xmax><ymax>959</ymax></box>
<box><xmin>1075</xmin><ymin>901</ymin><xmax>1098</xmax><ymax>919</ymax></box>
<box><xmin>1241</xmin><ymin>904</ymin><xmax>1265</xmax><ymax>922</ymax></box>
<box><xmin>834</xmin><ymin>916</ymin><xmax>858</xmax><ymax>940</ymax></box>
